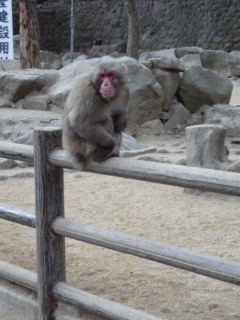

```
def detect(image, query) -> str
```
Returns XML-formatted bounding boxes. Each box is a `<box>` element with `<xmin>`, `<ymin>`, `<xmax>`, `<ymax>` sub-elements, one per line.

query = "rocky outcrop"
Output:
<box><xmin>177</xmin><ymin>66</ymin><xmax>233</xmax><ymax>113</ymax></box>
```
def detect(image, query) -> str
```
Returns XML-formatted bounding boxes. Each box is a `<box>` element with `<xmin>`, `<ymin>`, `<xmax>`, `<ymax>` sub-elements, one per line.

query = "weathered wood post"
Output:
<box><xmin>34</xmin><ymin>127</ymin><xmax>66</xmax><ymax>320</ymax></box>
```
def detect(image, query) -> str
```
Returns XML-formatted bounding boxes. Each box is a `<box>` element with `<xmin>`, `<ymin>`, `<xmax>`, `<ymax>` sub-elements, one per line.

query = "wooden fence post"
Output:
<box><xmin>34</xmin><ymin>127</ymin><xmax>66</xmax><ymax>320</ymax></box>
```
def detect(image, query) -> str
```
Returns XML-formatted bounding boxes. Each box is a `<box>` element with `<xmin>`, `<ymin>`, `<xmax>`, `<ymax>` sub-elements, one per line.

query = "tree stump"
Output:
<box><xmin>186</xmin><ymin>124</ymin><xmax>229</xmax><ymax>171</ymax></box>
<box><xmin>185</xmin><ymin>124</ymin><xmax>230</xmax><ymax>194</ymax></box>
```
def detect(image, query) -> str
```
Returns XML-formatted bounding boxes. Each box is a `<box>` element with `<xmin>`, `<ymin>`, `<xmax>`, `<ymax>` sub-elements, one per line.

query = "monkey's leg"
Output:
<box><xmin>91</xmin><ymin>145</ymin><xmax>115</xmax><ymax>162</ymax></box>
<box><xmin>111</xmin><ymin>132</ymin><xmax>122</xmax><ymax>157</ymax></box>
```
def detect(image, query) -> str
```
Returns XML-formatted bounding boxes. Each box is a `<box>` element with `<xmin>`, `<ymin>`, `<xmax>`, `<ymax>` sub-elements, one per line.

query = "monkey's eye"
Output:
<box><xmin>106</xmin><ymin>72</ymin><xmax>115</xmax><ymax>80</ymax></box>
<box><xmin>99</xmin><ymin>73</ymin><xmax>106</xmax><ymax>81</ymax></box>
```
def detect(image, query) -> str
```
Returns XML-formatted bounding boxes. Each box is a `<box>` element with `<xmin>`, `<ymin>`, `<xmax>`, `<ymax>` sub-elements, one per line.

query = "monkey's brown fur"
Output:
<box><xmin>62</xmin><ymin>61</ymin><xmax>129</xmax><ymax>169</ymax></box>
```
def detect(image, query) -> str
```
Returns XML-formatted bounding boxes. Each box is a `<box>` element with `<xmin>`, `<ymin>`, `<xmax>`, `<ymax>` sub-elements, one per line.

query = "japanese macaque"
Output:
<box><xmin>62</xmin><ymin>60</ymin><xmax>129</xmax><ymax>169</ymax></box>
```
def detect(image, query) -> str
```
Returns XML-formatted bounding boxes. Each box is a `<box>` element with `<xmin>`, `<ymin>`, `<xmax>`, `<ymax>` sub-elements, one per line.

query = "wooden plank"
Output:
<box><xmin>34</xmin><ymin>128</ymin><xmax>66</xmax><ymax>320</ymax></box>
<box><xmin>0</xmin><ymin>279</ymin><xmax>37</xmax><ymax>319</ymax></box>
<box><xmin>52</xmin><ymin>217</ymin><xmax>240</xmax><ymax>286</ymax></box>
<box><xmin>0</xmin><ymin>260</ymin><xmax>37</xmax><ymax>291</ymax></box>
<box><xmin>0</xmin><ymin>141</ymin><xmax>34</xmax><ymax>163</ymax></box>
<box><xmin>54</xmin><ymin>282</ymin><xmax>163</xmax><ymax>320</ymax></box>
<box><xmin>0</xmin><ymin>204</ymin><xmax>36</xmax><ymax>228</ymax></box>
<box><xmin>50</xmin><ymin>149</ymin><xmax>240</xmax><ymax>197</ymax></box>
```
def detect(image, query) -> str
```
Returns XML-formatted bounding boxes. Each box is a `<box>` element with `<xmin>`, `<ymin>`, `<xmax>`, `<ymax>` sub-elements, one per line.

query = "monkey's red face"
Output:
<box><xmin>99</xmin><ymin>71</ymin><xmax>117</xmax><ymax>100</ymax></box>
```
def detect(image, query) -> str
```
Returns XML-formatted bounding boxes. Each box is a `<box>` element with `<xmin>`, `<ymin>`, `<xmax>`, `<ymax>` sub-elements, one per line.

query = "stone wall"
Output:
<box><xmin>13</xmin><ymin>0</ymin><xmax>240</xmax><ymax>53</ymax></box>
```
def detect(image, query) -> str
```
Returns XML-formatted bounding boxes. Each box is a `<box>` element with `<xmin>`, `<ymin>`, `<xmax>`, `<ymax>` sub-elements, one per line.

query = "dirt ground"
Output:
<box><xmin>0</xmin><ymin>84</ymin><xmax>240</xmax><ymax>320</ymax></box>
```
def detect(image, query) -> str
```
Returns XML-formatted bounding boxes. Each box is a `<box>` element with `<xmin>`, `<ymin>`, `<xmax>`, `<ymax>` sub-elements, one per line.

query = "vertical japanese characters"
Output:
<box><xmin>0</xmin><ymin>0</ymin><xmax>13</xmax><ymax>60</ymax></box>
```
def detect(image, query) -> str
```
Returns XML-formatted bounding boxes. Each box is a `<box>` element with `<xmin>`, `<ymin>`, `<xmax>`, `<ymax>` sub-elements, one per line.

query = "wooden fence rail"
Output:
<box><xmin>0</xmin><ymin>127</ymin><xmax>239</xmax><ymax>320</ymax></box>
<box><xmin>1</xmin><ymin>136</ymin><xmax>240</xmax><ymax>197</ymax></box>
<box><xmin>1</xmin><ymin>205</ymin><xmax>239</xmax><ymax>286</ymax></box>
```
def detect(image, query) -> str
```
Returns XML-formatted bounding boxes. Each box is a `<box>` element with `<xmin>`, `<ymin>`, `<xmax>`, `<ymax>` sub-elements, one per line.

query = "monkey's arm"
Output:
<box><xmin>73</xmin><ymin>121</ymin><xmax>116</xmax><ymax>147</ymax></box>
<box><xmin>112</xmin><ymin>110</ymin><xmax>127</xmax><ymax>133</ymax></box>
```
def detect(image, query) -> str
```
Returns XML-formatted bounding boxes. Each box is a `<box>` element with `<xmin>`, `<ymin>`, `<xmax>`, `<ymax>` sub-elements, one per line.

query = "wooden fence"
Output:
<box><xmin>0</xmin><ymin>127</ymin><xmax>239</xmax><ymax>320</ymax></box>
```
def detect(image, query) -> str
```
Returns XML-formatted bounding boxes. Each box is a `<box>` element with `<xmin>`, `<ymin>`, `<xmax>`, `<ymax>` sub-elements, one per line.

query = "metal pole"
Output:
<box><xmin>70</xmin><ymin>0</ymin><xmax>75</xmax><ymax>63</ymax></box>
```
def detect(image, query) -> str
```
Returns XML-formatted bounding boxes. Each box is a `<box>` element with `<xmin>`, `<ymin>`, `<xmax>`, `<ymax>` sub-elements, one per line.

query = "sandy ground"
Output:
<box><xmin>0</xmin><ymin>84</ymin><xmax>240</xmax><ymax>320</ymax></box>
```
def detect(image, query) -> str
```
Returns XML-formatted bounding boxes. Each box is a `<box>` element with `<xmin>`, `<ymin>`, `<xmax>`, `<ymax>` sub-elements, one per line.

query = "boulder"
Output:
<box><xmin>229</xmin><ymin>51</ymin><xmax>240</xmax><ymax>77</ymax></box>
<box><xmin>48</xmin><ymin>76</ymin><xmax>81</xmax><ymax>110</ymax></box>
<box><xmin>142</xmin><ymin>57</ymin><xmax>184</xmax><ymax>111</ymax></box>
<box><xmin>60</xmin><ymin>52</ymin><xmax>86</xmax><ymax>67</ymax></box>
<box><xmin>179</xmin><ymin>54</ymin><xmax>202</xmax><ymax>70</ymax></box>
<box><xmin>177</xmin><ymin>66</ymin><xmax>233</xmax><ymax>113</ymax></box>
<box><xmin>88</xmin><ymin>42</ymin><xmax>127</xmax><ymax>58</ymax></box>
<box><xmin>122</xmin><ymin>56</ymin><xmax>163</xmax><ymax>134</ymax></box>
<box><xmin>204</xmin><ymin>104</ymin><xmax>240</xmax><ymax>137</ymax></box>
<box><xmin>142</xmin><ymin>57</ymin><xmax>184</xmax><ymax>72</ymax></box>
<box><xmin>0</xmin><ymin>60</ymin><xmax>20</xmax><ymax>71</ymax></box>
<box><xmin>164</xmin><ymin>102</ymin><xmax>190</xmax><ymax>132</ymax></box>
<box><xmin>58</xmin><ymin>56</ymin><xmax>100</xmax><ymax>81</ymax></box>
<box><xmin>40</xmin><ymin>51</ymin><xmax>61</xmax><ymax>70</ymax></box>
<box><xmin>200</xmin><ymin>50</ymin><xmax>232</xmax><ymax>78</ymax></box>
<box><xmin>139</xmin><ymin>49</ymin><xmax>176</xmax><ymax>62</ymax></box>
<box><xmin>174</xmin><ymin>46</ymin><xmax>203</xmax><ymax>58</ymax></box>
<box><xmin>16</xmin><ymin>93</ymin><xmax>52</xmax><ymax>111</ymax></box>
<box><xmin>0</xmin><ymin>69</ymin><xmax>59</xmax><ymax>107</ymax></box>
<box><xmin>139</xmin><ymin>119</ymin><xmax>164</xmax><ymax>136</ymax></box>
<box><xmin>200</xmin><ymin>50</ymin><xmax>240</xmax><ymax>78</ymax></box>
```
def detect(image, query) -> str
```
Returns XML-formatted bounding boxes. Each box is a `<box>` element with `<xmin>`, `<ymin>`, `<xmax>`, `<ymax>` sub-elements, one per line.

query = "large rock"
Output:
<box><xmin>164</xmin><ymin>102</ymin><xmax>190</xmax><ymax>132</ymax></box>
<box><xmin>204</xmin><ymin>104</ymin><xmax>240</xmax><ymax>137</ymax></box>
<box><xmin>16</xmin><ymin>93</ymin><xmax>52</xmax><ymax>111</ymax></box>
<box><xmin>142</xmin><ymin>57</ymin><xmax>184</xmax><ymax>111</ymax></box>
<box><xmin>229</xmin><ymin>51</ymin><xmax>240</xmax><ymax>77</ymax></box>
<box><xmin>179</xmin><ymin>54</ymin><xmax>202</xmax><ymax>70</ymax></box>
<box><xmin>48</xmin><ymin>76</ymin><xmax>81</xmax><ymax>110</ymax></box>
<box><xmin>200</xmin><ymin>50</ymin><xmax>240</xmax><ymax>78</ymax></box>
<box><xmin>174</xmin><ymin>46</ymin><xmax>203</xmax><ymax>58</ymax></box>
<box><xmin>200</xmin><ymin>50</ymin><xmax>232</xmax><ymax>78</ymax></box>
<box><xmin>177</xmin><ymin>66</ymin><xmax>233</xmax><ymax>113</ymax></box>
<box><xmin>40</xmin><ymin>51</ymin><xmax>61</xmax><ymax>70</ymax></box>
<box><xmin>139</xmin><ymin>49</ymin><xmax>176</xmax><ymax>62</ymax></box>
<box><xmin>60</xmin><ymin>52</ymin><xmax>87</xmax><ymax>67</ymax></box>
<box><xmin>122</xmin><ymin>57</ymin><xmax>163</xmax><ymax>134</ymax></box>
<box><xmin>139</xmin><ymin>119</ymin><xmax>164</xmax><ymax>136</ymax></box>
<box><xmin>88</xmin><ymin>42</ymin><xmax>127</xmax><ymax>58</ymax></box>
<box><xmin>0</xmin><ymin>60</ymin><xmax>20</xmax><ymax>71</ymax></box>
<box><xmin>0</xmin><ymin>69</ymin><xmax>59</xmax><ymax>107</ymax></box>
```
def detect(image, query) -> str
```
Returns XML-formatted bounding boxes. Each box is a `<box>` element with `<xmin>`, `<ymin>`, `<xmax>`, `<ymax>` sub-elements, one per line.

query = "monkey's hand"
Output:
<box><xmin>75</xmin><ymin>123</ymin><xmax>116</xmax><ymax>148</ymax></box>
<box><xmin>112</xmin><ymin>111</ymin><xmax>127</xmax><ymax>133</ymax></box>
